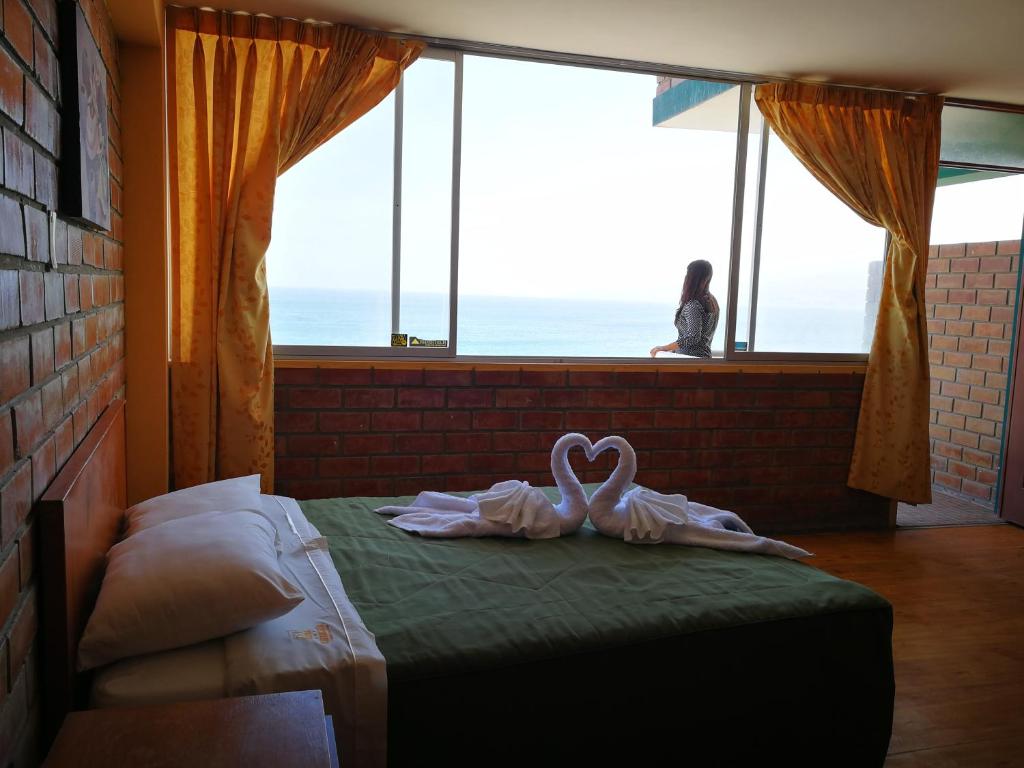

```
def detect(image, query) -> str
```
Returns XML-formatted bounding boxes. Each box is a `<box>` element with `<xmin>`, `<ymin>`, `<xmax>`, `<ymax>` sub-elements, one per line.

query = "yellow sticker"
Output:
<box><xmin>289</xmin><ymin>623</ymin><xmax>334</xmax><ymax>644</ymax></box>
<box><xmin>391</xmin><ymin>334</ymin><xmax>408</xmax><ymax>347</ymax></box>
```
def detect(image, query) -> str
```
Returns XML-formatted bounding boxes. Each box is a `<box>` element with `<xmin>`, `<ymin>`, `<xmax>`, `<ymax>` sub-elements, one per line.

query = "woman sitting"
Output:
<box><xmin>649</xmin><ymin>259</ymin><xmax>719</xmax><ymax>359</ymax></box>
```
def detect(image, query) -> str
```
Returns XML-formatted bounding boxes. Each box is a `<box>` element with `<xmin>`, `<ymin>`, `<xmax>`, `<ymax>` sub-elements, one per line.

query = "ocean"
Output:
<box><xmin>268</xmin><ymin>288</ymin><xmax>872</xmax><ymax>357</ymax></box>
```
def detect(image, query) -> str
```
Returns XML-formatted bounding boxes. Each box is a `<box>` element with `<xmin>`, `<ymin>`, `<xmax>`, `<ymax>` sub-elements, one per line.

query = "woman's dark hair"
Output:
<box><xmin>675</xmin><ymin>259</ymin><xmax>715</xmax><ymax>319</ymax></box>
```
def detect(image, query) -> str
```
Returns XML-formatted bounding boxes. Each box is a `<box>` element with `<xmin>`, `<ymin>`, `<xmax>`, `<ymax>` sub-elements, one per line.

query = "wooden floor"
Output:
<box><xmin>787</xmin><ymin>524</ymin><xmax>1024</xmax><ymax>767</ymax></box>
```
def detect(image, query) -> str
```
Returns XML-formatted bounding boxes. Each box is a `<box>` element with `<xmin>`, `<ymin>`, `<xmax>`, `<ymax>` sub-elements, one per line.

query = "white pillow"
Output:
<box><xmin>125</xmin><ymin>475</ymin><xmax>262</xmax><ymax>536</ymax></box>
<box><xmin>79</xmin><ymin>510</ymin><xmax>303</xmax><ymax>671</ymax></box>
<box><xmin>91</xmin><ymin>640</ymin><xmax>226</xmax><ymax>708</ymax></box>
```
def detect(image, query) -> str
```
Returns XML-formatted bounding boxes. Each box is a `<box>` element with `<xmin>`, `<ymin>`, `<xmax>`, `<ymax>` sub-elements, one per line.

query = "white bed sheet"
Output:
<box><xmin>90</xmin><ymin>494</ymin><xmax>387</xmax><ymax>768</ymax></box>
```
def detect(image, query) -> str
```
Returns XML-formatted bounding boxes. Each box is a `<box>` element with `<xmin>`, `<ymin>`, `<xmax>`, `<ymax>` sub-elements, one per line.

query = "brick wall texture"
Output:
<box><xmin>0</xmin><ymin>0</ymin><xmax>124</xmax><ymax>764</ymax></box>
<box><xmin>274</xmin><ymin>368</ymin><xmax>890</xmax><ymax>533</ymax></box>
<box><xmin>925</xmin><ymin>239</ymin><xmax>1020</xmax><ymax>507</ymax></box>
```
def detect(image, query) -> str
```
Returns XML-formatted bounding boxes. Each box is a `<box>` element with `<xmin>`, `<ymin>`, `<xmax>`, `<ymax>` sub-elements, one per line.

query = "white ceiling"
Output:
<box><xmin>194</xmin><ymin>0</ymin><xmax>1024</xmax><ymax>106</ymax></box>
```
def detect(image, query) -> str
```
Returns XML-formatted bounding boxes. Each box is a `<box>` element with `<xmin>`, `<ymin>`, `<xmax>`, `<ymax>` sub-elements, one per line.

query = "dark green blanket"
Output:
<box><xmin>302</xmin><ymin>487</ymin><xmax>886</xmax><ymax>681</ymax></box>
<box><xmin>301</xmin><ymin>488</ymin><xmax>894</xmax><ymax>767</ymax></box>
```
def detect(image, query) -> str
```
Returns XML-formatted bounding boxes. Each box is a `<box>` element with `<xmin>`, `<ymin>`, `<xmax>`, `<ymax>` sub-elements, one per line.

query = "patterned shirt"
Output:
<box><xmin>674</xmin><ymin>297</ymin><xmax>719</xmax><ymax>358</ymax></box>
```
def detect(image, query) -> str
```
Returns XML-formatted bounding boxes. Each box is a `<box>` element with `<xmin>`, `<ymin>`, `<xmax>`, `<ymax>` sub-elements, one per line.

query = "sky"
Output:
<box><xmin>266</xmin><ymin>54</ymin><xmax>1024</xmax><ymax>317</ymax></box>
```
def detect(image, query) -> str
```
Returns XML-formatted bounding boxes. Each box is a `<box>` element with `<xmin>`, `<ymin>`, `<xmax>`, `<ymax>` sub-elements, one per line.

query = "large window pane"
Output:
<box><xmin>267</xmin><ymin>95</ymin><xmax>395</xmax><ymax>346</ymax></box>
<box><xmin>751</xmin><ymin>132</ymin><xmax>887</xmax><ymax>353</ymax></box>
<box><xmin>458</xmin><ymin>58</ymin><xmax>739</xmax><ymax>357</ymax></box>
<box><xmin>399</xmin><ymin>58</ymin><xmax>454</xmax><ymax>346</ymax></box>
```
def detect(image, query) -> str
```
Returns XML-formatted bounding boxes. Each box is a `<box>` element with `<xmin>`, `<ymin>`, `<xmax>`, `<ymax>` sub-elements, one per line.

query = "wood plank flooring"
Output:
<box><xmin>786</xmin><ymin>524</ymin><xmax>1024</xmax><ymax>767</ymax></box>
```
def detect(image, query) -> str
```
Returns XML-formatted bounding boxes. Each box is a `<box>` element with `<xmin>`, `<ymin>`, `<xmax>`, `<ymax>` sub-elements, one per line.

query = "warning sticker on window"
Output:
<box><xmin>410</xmin><ymin>337</ymin><xmax>448</xmax><ymax>347</ymax></box>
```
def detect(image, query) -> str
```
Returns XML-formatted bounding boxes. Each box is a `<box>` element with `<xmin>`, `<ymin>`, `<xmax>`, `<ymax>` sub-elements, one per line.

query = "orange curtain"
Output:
<box><xmin>755</xmin><ymin>83</ymin><xmax>943</xmax><ymax>504</ymax></box>
<box><xmin>167</xmin><ymin>7</ymin><xmax>423</xmax><ymax>491</ymax></box>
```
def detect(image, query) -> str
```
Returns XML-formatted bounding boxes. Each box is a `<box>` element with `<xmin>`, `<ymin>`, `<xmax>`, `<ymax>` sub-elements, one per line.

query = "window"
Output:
<box><xmin>266</xmin><ymin>54</ymin><xmax>456</xmax><ymax>352</ymax></box>
<box><xmin>267</xmin><ymin>92</ymin><xmax>394</xmax><ymax>347</ymax></box>
<box><xmin>457</xmin><ymin>58</ymin><xmax>738</xmax><ymax>357</ymax></box>
<box><xmin>739</xmin><ymin>127</ymin><xmax>888</xmax><ymax>354</ymax></box>
<box><xmin>266</xmin><ymin>48</ymin><xmax>1019</xmax><ymax>362</ymax></box>
<box><xmin>399</xmin><ymin>57</ymin><xmax>455</xmax><ymax>345</ymax></box>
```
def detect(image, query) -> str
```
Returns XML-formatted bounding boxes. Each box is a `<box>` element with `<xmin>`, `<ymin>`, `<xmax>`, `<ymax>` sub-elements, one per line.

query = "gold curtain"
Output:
<box><xmin>755</xmin><ymin>83</ymin><xmax>943</xmax><ymax>504</ymax></box>
<box><xmin>167</xmin><ymin>7</ymin><xmax>423</xmax><ymax>491</ymax></box>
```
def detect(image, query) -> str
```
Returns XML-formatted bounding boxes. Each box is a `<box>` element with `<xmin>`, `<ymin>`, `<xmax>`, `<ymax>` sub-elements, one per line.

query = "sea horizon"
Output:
<box><xmin>269</xmin><ymin>287</ymin><xmax>872</xmax><ymax>356</ymax></box>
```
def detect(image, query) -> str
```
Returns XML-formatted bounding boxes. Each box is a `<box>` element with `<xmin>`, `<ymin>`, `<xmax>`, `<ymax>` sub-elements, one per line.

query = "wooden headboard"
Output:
<box><xmin>39</xmin><ymin>399</ymin><xmax>127</xmax><ymax>748</ymax></box>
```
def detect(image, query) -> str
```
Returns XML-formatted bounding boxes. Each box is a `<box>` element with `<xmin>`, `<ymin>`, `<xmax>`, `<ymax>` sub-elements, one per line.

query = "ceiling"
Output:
<box><xmin>188</xmin><ymin>0</ymin><xmax>1024</xmax><ymax>106</ymax></box>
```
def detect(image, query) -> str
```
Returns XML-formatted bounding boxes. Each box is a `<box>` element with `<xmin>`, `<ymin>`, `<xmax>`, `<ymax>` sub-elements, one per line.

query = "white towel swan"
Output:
<box><xmin>586</xmin><ymin>435</ymin><xmax>812</xmax><ymax>560</ymax></box>
<box><xmin>375</xmin><ymin>433</ymin><xmax>592</xmax><ymax>538</ymax></box>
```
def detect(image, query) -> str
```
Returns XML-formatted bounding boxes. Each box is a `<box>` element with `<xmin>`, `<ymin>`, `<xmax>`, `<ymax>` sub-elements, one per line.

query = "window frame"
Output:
<box><xmin>274</xmin><ymin>48</ymin><xmax>464</xmax><ymax>361</ymax></box>
<box><xmin>270</xmin><ymin>44</ymin><xmax>1015</xmax><ymax>365</ymax></box>
<box><xmin>727</xmin><ymin>106</ymin><xmax>890</xmax><ymax>362</ymax></box>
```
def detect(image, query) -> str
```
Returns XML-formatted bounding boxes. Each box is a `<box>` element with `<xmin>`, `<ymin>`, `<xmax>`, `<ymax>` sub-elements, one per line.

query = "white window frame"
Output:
<box><xmin>275</xmin><ymin>48</ymin><xmax>463</xmax><ymax>361</ymax></box>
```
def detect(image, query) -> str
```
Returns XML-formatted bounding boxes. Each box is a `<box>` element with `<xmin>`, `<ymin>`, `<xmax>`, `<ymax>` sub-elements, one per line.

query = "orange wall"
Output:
<box><xmin>121</xmin><ymin>41</ymin><xmax>169</xmax><ymax>505</ymax></box>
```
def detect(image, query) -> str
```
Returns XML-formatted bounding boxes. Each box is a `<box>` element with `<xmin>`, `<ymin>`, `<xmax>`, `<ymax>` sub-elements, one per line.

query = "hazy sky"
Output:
<box><xmin>266</xmin><ymin>55</ymin><xmax>1024</xmax><ymax>315</ymax></box>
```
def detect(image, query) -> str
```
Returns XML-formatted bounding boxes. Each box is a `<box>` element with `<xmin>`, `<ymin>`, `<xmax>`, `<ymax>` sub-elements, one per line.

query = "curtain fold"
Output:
<box><xmin>167</xmin><ymin>7</ymin><xmax>423</xmax><ymax>491</ymax></box>
<box><xmin>755</xmin><ymin>82</ymin><xmax>943</xmax><ymax>504</ymax></box>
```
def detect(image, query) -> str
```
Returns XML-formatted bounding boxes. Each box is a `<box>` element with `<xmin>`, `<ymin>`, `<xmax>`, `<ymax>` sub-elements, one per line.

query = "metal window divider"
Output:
<box><xmin>722</xmin><ymin>84</ymin><xmax>751</xmax><ymax>361</ymax></box>
<box><xmin>391</xmin><ymin>76</ymin><xmax>404</xmax><ymax>337</ymax></box>
<box><xmin>747</xmin><ymin>116</ymin><xmax>770</xmax><ymax>351</ymax></box>
<box><xmin>447</xmin><ymin>52</ymin><xmax>464</xmax><ymax>358</ymax></box>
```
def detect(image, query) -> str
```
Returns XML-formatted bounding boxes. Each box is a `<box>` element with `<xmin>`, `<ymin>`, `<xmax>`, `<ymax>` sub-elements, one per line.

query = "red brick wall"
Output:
<box><xmin>925</xmin><ymin>239</ymin><xmax>1020</xmax><ymax>507</ymax></box>
<box><xmin>0</xmin><ymin>1</ymin><xmax>124</xmax><ymax>763</ymax></box>
<box><xmin>274</xmin><ymin>367</ymin><xmax>889</xmax><ymax>533</ymax></box>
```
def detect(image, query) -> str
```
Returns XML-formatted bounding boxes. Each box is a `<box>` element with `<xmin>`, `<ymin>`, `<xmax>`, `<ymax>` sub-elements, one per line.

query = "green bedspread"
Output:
<box><xmin>301</xmin><ymin>487</ymin><xmax>889</xmax><ymax>683</ymax></box>
<box><xmin>302</xmin><ymin>488</ymin><xmax>894</xmax><ymax>766</ymax></box>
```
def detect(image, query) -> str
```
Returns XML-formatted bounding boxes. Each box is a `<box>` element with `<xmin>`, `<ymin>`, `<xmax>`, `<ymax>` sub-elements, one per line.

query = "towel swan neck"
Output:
<box><xmin>586</xmin><ymin>436</ymin><xmax>692</xmax><ymax>542</ymax></box>
<box><xmin>585</xmin><ymin>436</ymin><xmax>640</xmax><ymax>537</ymax></box>
<box><xmin>550</xmin><ymin>433</ymin><xmax>595</xmax><ymax>534</ymax></box>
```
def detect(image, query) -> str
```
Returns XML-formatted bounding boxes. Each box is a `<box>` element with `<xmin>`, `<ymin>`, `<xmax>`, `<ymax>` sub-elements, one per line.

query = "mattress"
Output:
<box><xmin>302</xmin><ymin>486</ymin><xmax>896</xmax><ymax>768</ymax></box>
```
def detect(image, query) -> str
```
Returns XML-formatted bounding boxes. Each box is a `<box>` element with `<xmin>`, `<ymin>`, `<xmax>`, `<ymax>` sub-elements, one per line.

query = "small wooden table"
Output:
<box><xmin>44</xmin><ymin>691</ymin><xmax>339</xmax><ymax>767</ymax></box>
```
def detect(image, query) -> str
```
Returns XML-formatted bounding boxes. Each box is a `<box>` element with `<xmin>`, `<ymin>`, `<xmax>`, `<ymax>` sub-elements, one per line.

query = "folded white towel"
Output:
<box><xmin>477</xmin><ymin>480</ymin><xmax>562</xmax><ymax>538</ymax></box>
<box><xmin>374</xmin><ymin>434</ymin><xmax>597</xmax><ymax>540</ymax></box>
<box><xmin>620</xmin><ymin>491</ymin><xmax>810</xmax><ymax>559</ymax></box>
<box><xmin>375</xmin><ymin>481</ymin><xmax>562</xmax><ymax>539</ymax></box>
<box><xmin>587</xmin><ymin>435</ymin><xmax>811</xmax><ymax>560</ymax></box>
<box><xmin>622</xmin><ymin>487</ymin><xmax>689</xmax><ymax>542</ymax></box>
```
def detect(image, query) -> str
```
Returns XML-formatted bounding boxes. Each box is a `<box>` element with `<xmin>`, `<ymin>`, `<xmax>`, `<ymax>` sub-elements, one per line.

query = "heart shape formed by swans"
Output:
<box><xmin>579</xmin><ymin>435</ymin><xmax>623</xmax><ymax>465</ymax></box>
<box><xmin>455</xmin><ymin>433</ymin><xmax>639</xmax><ymax>538</ymax></box>
<box><xmin>553</xmin><ymin>432</ymin><xmax>622</xmax><ymax>487</ymax></box>
<box><xmin>374</xmin><ymin>432</ymin><xmax>809</xmax><ymax>558</ymax></box>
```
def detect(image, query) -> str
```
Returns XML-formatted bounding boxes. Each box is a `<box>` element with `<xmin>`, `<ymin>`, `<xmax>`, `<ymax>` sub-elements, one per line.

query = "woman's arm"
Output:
<box><xmin>649</xmin><ymin>341</ymin><xmax>679</xmax><ymax>357</ymax></box>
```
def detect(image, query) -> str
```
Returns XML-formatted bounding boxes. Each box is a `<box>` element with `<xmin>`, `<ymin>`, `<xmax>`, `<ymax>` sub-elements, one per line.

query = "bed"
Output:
<box><xmin>41</xmin><ymin>401</ymin><xmax>895</xmax><ymax>767</ymax></box>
